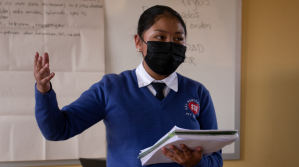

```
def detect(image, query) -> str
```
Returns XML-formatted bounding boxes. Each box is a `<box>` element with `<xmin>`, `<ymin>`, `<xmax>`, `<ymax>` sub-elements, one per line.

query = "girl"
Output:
<box><xmin>34</xmin><ymin>5</ymin><xmax>222</xmax><ymax>167</ymax></box>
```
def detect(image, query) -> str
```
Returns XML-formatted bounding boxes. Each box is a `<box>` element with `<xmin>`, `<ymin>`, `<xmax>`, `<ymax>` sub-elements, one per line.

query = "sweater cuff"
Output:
<box><xmin>192</xmin><ymin>156</ymin><xmax>207</xmax><ymax>167</ymax></box>
<box><xmin>35</xmin><ymin>82</ymin><xmax>53</xmax><ymax>95</ymax></box>
<box><xmin>35</xmin><ymin>82</ymin><xmax>56</xmax><ymax>106</ymax></box>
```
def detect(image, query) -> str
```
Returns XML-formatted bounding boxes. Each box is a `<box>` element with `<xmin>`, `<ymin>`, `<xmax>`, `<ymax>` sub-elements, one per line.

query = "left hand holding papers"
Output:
<box><xmin>161</xmin><ymin>144</ymin><xmax>203</xmax><ymax>167</ymax></box>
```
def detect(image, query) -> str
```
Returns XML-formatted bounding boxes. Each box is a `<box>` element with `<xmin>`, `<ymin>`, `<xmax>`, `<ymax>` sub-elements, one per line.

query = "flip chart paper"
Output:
<box><xmin>0</xmin><ymin>0</ymin><xmax>106</xmax><ymax>161</ymax></box>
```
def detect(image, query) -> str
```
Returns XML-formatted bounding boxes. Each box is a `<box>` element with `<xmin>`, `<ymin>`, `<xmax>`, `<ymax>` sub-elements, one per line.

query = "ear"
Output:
<box><xmin>134</xmin><ymin>34</ymin><xmax>142</xmax><ymax>51</ymax></box>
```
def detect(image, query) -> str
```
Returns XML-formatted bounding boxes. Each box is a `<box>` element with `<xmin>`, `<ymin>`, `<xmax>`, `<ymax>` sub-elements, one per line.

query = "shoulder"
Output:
<box><xmin>177</xmin><ymin>73</ymin><xmax>209</xmax><ymax>93</ymax></box>
<box><xmin>84</xmin><ymin>70</ymin><xmax>136</xmax><ymax>97</ymax></box>
<box><xmin>91</xmin><ymin>70</ymin><xmax>136</xmax><ymax>89</ymax></box>
<box><xmin>101</xmin><ymin>70</ymin><xmax>135</xmax><ymax>83</ymax></box>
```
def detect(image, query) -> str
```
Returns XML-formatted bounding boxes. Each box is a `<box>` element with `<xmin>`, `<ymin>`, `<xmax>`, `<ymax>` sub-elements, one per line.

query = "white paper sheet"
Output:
<box><xmin>0</xmin><ymin>0</ymin><xmax>106</xmax><ymax>162</ymax></box>
<box><xmin>139</xmin><ymin>126</ymin><xmax>238</xmax><ymax>166</ymax></box>
<box><xmin>142</xmin><ymin>138</ymin><xmax>237</xmax><ymax>166</ymax></box>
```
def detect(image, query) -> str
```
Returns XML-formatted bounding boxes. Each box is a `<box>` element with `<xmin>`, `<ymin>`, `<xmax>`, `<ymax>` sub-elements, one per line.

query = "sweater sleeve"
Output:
<box><xmin>192</xmin><ymin>87</ymin><xmax>223</xmax><ymax>167</ymax></box>
<box><xmin>35</xmin><ymin>80</ymin><xmax>106</xmax><ymax>141</ymax></box>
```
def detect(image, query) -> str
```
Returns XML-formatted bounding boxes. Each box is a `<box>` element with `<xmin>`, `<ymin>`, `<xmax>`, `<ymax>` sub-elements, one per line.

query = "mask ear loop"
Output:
<box><xmin>139</xmin><ymin>35</ymin><xmax>147</xmax><ymax>45</ymax></box>
<box><xmin>138</xmin><ymin>35</ymin><xmax>147</xmax><ymax>57</ymax></box>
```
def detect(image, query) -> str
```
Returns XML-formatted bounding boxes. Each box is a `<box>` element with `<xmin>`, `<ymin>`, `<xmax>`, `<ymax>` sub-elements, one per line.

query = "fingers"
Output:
<box><xmin>38</xmin><ymin>63</ymin><xmax>49</xmax><ymax>77</ymax></box>
<box><xmin>40</xmin><ymin>72</ymin><xmax>55</xmax><ymax>85</ymax></box>
<box><xmin>34</xmin><ymin>52</ymin><xmax>54</xmax><ymax>93</ymax></box>
<box><xmin>162</xmin><ymin>145</ymin><xmax>203</xmax><ymax>167</ymax></box>
<box><xmin>34</xmin><ymin>52</ymin><xmax>53</xmax><ymax>81</ymax></box>
<box><xmin>36</xmin><ymin>55</ymin><xmax>42</xmax><ymax>71</ymax></box>
<box><xmin>193</xmin><ymin>146</ymin><xmax>202</xmax><ymax>157</ymax></box>
<box><xmin>169</xmin><ymin>145</ymin><xmax>183</xmax><ymax>157</ymax></box>
<box><xmin>34</xmin><ymin>52</ymin><xmax>39</xmax><ymax>68</ymax></box>
<box><xmin>43</xmin><ymin>52</ymin><xmax>49</xmax><ymax>67</ymax></box>
<box><xmin>181</xmin><ymin>144</ymin><xmax>193</xmax><ymax>158</ymax></box>
<box><xmin>162</xmin><ymin>147</ymin><xmax>176</xmax><ymax>160</ymax></box>
<box><xmin>162</xmin><ymin>145</ymin><xmax>184</xmax><ymax>163</ymax></box>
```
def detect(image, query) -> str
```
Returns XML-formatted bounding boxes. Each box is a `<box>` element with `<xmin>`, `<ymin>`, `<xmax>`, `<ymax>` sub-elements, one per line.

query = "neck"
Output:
<box><xmin>143</xmin><ymin>61</ymin><xmax>168</xmax><ymax>80</ymax></box>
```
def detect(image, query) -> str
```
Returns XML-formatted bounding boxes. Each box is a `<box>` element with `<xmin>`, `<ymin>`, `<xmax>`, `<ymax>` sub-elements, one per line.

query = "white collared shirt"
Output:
<box><xmin>135</xmin><ymin>60</ymin><xmax>178</xmax><ymax>97</ymax></box>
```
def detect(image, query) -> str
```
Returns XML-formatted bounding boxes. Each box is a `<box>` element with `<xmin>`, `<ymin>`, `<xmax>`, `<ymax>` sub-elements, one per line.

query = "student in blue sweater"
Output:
<box><xmin>34</xmin><ymin>5</ymin><xmax>223</xmax><ymax>167</ymax></box>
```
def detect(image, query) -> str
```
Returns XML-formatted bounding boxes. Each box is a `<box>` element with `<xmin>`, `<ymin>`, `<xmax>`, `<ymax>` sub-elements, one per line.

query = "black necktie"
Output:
<box><xmin>151</xmin><ymin>83</ymin><xmax>166</xmax><ymax>100</ymax></box>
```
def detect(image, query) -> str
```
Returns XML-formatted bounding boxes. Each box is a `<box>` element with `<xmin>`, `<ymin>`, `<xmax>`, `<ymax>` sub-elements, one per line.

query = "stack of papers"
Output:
<box><xmin>138</xmin><ymin>126</ymin><xmax>238</xmax><ymax>166</ymax></box>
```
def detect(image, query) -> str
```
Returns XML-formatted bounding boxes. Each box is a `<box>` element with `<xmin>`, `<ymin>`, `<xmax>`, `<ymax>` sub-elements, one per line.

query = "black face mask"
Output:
<box><xmin>141</xmin><ymin>39</ymin><xmax>186</xmax><ymax>76</ymax></box>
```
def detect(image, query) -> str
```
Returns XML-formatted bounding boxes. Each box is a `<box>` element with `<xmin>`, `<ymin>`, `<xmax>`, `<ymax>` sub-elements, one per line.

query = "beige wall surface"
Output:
<box><xmin>224</xmin><ymin>0</ymin><xmax>299</xmax><ymax>167</ymax></box>
<box><xmin>35</xmin><ymin>0</ymin><xmax>299</xmax><ymax>167</ymax></box>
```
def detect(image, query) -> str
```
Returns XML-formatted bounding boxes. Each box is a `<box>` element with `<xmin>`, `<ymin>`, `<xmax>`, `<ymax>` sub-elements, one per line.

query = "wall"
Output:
<box><xmin>36</xmin><ymin>0</ymin><xmax>299</xmax><ymax>167</ymax></box>
<box><xmin>224</xmin><ymin>0</ymin><xmax>299</xmax><ymax>166</ymax></box>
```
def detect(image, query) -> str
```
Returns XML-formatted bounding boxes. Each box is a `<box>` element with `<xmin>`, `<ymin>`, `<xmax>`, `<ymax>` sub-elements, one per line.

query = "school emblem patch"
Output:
<box><xmin>188</xmin><ymin>102</ymin><xmax>199</xmax><ymax>114</ymax></box>
<box><xmin>185</xmin><ymin>99</ymin><xmax>200</xmax><ymax>115</ymax></box>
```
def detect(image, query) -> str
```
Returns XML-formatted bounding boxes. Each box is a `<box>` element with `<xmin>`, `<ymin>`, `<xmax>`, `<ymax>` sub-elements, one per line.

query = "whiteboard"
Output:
<box><xmin>0</xmin><ymin>0</ymin><xmax>241</xmax><ymax>166</ymax></box>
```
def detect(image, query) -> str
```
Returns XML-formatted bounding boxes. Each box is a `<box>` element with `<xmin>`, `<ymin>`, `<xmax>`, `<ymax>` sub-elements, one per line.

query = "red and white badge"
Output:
<box><xmin>188</xmin><ymin>102</ymin><xmax>199</xmax><ymax>114</ymax></box>
<box><xmin>185</xmin><ymin>99</ymin><xmax>200</xmax><ymax>115</ymax></box>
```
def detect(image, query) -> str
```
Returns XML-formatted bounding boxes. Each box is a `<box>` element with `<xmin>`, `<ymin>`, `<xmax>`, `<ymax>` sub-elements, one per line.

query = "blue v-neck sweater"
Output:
<box><xmin>35</xmin><ymin>69</ymin><xmax>223</xmax><ymax>167</ymax></box>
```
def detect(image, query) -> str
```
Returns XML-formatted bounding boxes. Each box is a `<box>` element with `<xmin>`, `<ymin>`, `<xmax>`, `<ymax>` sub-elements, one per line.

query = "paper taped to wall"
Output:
<box><xmin>0</xmin><ymin>0</ymin><xmax>106</xmax><ymax>162</ymax></box>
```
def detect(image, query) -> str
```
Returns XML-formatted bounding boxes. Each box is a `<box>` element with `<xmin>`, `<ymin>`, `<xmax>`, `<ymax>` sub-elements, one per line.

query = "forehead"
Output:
<box><xmin>148</xmin><ymin>15</ymin><xmax>185</xmax><ymax>34</ymax></box>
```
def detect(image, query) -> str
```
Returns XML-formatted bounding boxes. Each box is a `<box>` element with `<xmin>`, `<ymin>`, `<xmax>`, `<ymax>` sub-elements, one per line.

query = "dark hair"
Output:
<box><xmin>137</xmin><ymin>5</ymin><xmax>187</xmax><ymax>38</ymax></box>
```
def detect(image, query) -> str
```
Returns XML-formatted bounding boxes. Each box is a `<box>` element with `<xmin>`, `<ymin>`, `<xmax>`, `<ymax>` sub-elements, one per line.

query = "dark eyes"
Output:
<box><xmin>156</xmin><ymin>36</ymin><xmax>165</xmax><ymax>40</ymax></box>
<box><xmin>156</xmin><ymin>36</ymin><xmax>184</xmax><ymax>41</ymax></box>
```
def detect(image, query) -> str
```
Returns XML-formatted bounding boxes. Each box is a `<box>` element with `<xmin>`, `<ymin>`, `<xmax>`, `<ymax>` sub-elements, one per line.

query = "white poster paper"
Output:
<box><xmin>0</xmin><ymin>0</ymin><xmax>106</xmax><ymax>161</ymax></box>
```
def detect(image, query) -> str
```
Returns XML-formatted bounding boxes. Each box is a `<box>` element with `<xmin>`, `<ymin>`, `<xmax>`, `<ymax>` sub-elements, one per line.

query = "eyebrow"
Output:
<box><xmin>154</xmin><ymin>29</ymin><xmax>184</xmax><ymax>34</ymax></box>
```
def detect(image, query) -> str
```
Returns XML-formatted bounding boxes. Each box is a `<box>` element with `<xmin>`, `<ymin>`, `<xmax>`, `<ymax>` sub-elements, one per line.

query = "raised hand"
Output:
<box><xmin>34</xmin><ymin>52</ymin><xmax>55</xmax><ymax>93</ymax></box>
<box><xmin>162</xmin><ymin>144</ymin><xmax>203</xmax><ymax>167</ymax></box>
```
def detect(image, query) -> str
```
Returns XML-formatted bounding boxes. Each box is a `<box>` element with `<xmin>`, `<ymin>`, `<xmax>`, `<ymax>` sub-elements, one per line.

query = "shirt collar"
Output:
<box><xmin>136</xmin><ymin>60</ymin><xmax>178</xmax><ymax>92</ymax></box>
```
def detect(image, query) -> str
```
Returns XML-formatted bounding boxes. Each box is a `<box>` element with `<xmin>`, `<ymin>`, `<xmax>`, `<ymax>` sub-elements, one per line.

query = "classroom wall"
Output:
<box><xmin>224</xmin><ymin>0</ymin><xmax>299</xmax><ymax>166</ymax></box>
<box><xmin>36</xmin><ymin>0</ymin><xmax>299</xmax><ymax>167</ymax></box>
